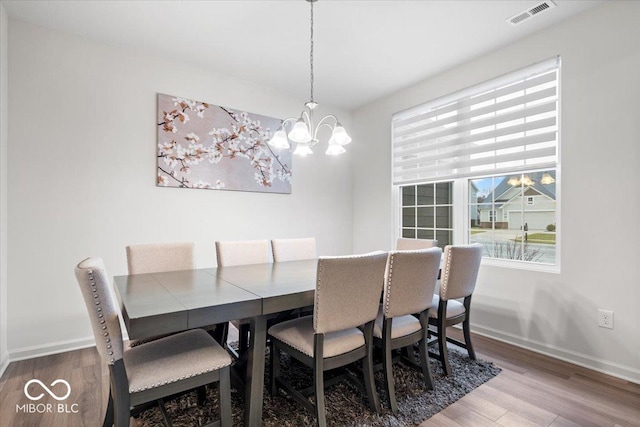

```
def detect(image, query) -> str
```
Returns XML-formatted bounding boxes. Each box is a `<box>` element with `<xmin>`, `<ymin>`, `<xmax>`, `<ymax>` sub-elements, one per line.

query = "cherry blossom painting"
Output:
<box><xmin>157</xmin><ymin>93</ymin><xmax>291</xmax><ymax>193</ymax></box>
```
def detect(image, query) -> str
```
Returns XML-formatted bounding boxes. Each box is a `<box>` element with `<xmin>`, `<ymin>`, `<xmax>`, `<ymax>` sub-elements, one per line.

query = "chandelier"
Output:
<box><xmin>267</xmin><ymin>0</ymin><xmax>351</xmax><ymax>156</ymax></box>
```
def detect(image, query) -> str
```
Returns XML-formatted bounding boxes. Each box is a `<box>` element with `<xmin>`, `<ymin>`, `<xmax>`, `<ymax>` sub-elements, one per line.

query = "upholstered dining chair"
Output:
<box><xmin>271</xmin><ymin>237</ymin><xmax>317</xmax><ymax>317</ymax></box>
<box><xmin>75</xmin><ymin>257</ymin><xmax>232</xmax><ymax>427</ymax></box>
<box><xmin>268</xmin><ymin>251</ymin><xmax>388</xmax><ymax>427</ymax></box>
<box><xmin>271</xmin><ymin>237</ymin><xmax>317</xmax><ymax>262</ymax></box>
<box><xmin>429</xmin><ymin>243</ymin><xmax>483</xmax><ymax>375</ymax></box>
<box><xmin>126</xmin><ymin>242</ymin><xmax>226</xmax><ymax>347</ymax></box>
<box><xmin>374</xmin><ymin>247</ymin><xmax>442</xmax><ymax>414</ymax></box>
<box><xmin>396</xmin><ymin>238</ymin><xmax>438</xmax><ymax>250</ymax></box>
<box><xmin>215</xmin><ymin>239</ymin><xmax>270</xmax><ymax>267</ymax></box>
<box><xmin>215</xmin><ymin>239</ymin><xmax>271</xmax><ymax>355</ymax></box>
<box><xmin>126</xmin><ymin>242</ymin><xmax>195</xmax><ymax>274</ymax></box>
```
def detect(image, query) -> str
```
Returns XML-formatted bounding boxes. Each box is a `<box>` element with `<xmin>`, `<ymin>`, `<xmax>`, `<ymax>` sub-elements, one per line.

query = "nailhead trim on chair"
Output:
<box><xmin>314</xmin><ymin>261</ymin><xmax>323</xmax><ymax>332</ymax></box>
<box><xmin>274</xmin><ymin>335</ymin><xmax>313</xmax><ymax>357</ymax></box>
<box><xmin>384</xmin><ymin>253</ymin><xmax>395</xmax><ymax>317</ymax></box>
<box><xmin>314</xmin><ymin>251</ymin><xmax>386</xmax><ymax>332</ymax></box>
<box><xmin>88</xmin><ymin>269</ymin><xmax>116</xmax><ymax>364</ymax></box>
<box><xmin>271</xmin><ymin>322</ymin><xmax>327</xmax><ymax>357</ymax></box>
<box><xmin>129</xmin><ymin>361</ymin><xmax>231</xmax><ymax>393</ymax></box>
<box><xmin>385</xmin><ymin>249</ymin><xmax>431</xmax><ymax>316</ymax></box>
<box><xmin>440</xmin><ymin>248</ymin><xmax>453</xmax><ymax>300</ymax></box>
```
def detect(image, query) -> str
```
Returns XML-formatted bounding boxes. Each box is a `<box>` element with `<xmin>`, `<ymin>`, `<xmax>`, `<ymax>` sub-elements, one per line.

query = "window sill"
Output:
<box><xmin>480</xmin><ymin>257</ymin><xmax>560</xmax><ymax>274</ymax></box>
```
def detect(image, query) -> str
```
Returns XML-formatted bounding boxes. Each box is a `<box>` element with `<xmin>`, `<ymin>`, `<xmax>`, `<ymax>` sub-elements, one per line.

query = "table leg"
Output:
<box><xmin>244</xmin><ymin>315</ymin><xmax>267</xmax><ymax>427</ymax></box>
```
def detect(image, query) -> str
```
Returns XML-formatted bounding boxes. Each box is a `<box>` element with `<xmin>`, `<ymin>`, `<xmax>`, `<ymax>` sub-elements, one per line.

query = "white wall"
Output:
<box><xmin>352</xmin><ymin>1</ymin><xmax>640</xmax><ymax>382</ymax></box>
<box><xmin>6</xmin><ymin>20</ymin><xmax>353</xmax><ymax>358</ymax></box>
<box><xmin>0</xmin><ymin>3</ymin><xmax>9</xmax><ymax>375</ymax></box>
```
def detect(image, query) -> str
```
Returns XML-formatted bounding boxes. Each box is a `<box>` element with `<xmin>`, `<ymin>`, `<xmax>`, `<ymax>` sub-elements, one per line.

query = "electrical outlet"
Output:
<box><xmin>598</xmin><ymin>309</ymin><xmax>614</xmax><ymax>329</ymax></box>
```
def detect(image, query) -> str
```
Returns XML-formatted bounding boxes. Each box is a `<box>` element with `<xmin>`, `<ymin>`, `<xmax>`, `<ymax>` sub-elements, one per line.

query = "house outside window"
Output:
<box><xmin>392</xmin><ymin>57</ymin><xmax>560</xmax><ymax>271</ymax></box>
<box><xmin>470</xmin><ymin>170</ymin><xmax>556</xmax><ymax>265</ymax></box>
<box><xmin>401</xmin><ymin>182</ymin><xmax>453</xmax><ymax>247</ymax></box>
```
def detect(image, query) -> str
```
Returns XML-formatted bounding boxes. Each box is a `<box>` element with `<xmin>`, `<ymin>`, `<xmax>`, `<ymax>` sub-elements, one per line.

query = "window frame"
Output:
<box><xmin>393</xmin><ymin>169</ymin><xmax>561</xmax><ymax>274</ymax></box>
<box><xmin>391</xmin><ymin>58</ymin><xmax>561</xmax><ymax>273</ymax></box>
<box><xmin>398</xmin><ymin>181</ymin><xmax>454</xmax><ymax>247</ymax></box>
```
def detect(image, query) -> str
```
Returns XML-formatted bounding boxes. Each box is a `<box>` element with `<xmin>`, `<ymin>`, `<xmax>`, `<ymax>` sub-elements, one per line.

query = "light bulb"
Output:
<box><xmin>288</xmin><ymin>118</ymin><xmax>312</xmax><ymax>143</ymax></box>
<box><xmin>328</xmin><ymin>124</ymin><xmax>352</xmax><ymax>145</ymax></box>
<box><xmin>293</xmin><ymin>141</ymin><xmax>313</xmax><ymax>156</ymax></box>
<box><xmin>325</xmin><ymin>141</ymin><xmax>346</xmax><ymax>155</ymax></box>
<box><xmin>267</xmin><ymin>129</ymin><xmax>290</xmax><ymax>149</ymax></box>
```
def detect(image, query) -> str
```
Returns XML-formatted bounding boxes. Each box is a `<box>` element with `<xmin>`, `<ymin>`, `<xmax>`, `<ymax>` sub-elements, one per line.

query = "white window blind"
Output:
<box><xmin>392</xmin><ymin>57</ymin><xmax>560</xmax><ymax>185</ymax></box>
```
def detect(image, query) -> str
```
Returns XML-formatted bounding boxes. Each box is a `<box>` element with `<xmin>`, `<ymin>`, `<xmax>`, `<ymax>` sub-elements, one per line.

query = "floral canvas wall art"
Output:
<box><xmin>157</xmin><ymin>94</ymin><xmax>291</xmax><ymax>193</ymax></box>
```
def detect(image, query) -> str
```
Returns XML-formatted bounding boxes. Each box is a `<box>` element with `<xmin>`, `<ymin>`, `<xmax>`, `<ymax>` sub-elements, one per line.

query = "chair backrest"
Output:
<box><xmin>314</xmin><ymin>251</ymin><xmax>388</xmax><ymax>334</ymax></box>
<box><xmin>271</xmin><ymin>238</ymin><xmax>317</xmax><ymax>262</ymax></box>
<box><xmin>383</xmin><ymin>247</ymin><xmax>442</xmax><ymax>318</ymax></box>
<box><xmin>440</xmin><ymin>244</ymin><xmax>483</xmax><ymax>300</ymax></box>
<box><xmin>215</xmin><ymin>239</ymin><xmax>270</xmax><ymax>267</ymax></box>
<box><xmin>126</xmin><ymin>242</ymin><xmax>195</xmax><ymax>275</ymax></box>
<box><xmin>75</xmin><ymin>257</ymin><xmax>124</xmax><ymax>365</ymax></box>
<box><xmin>396</xmin><ymin>238</ymin><xmax>438</xmax><ymax>250</ymax></box>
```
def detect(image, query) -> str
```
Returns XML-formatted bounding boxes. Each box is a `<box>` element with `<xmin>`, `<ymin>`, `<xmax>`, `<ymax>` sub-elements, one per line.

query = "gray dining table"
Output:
<box><xmin>113</xmin><ymin>258</ymin><xmax>318</xmax><ymax>427</ymax></box>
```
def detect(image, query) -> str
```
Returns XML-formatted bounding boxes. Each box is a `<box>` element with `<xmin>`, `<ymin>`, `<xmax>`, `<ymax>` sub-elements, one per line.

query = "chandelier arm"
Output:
<box><xmin>279</xmin><ymin>117</ymin><xmax>298</xmax><ymax>130</ymax></box>
<box><xmin>315</xmin><ymin>114</ymin><xmax>339</xmax><ymax>128</ymax></box>
<box><xmin>313</xmin><ymin>121</ymin><xmax>335</xmax><ymax>137</ymax></box>
<box><xmin>301</xmin><ymin>110</ymin><xmax>313</xmax><ymax>128</ymax></box>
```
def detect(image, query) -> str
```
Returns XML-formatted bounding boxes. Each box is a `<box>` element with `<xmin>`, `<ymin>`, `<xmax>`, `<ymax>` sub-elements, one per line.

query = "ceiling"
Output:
<box><xmin>2</xmin><ymin>0</ymin><xmax>603</xmax><ymax>110</ymax></box>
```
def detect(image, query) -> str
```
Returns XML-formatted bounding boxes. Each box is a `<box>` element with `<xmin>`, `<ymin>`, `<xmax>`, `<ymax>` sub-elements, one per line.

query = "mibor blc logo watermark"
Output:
<box><xmin>16</xmin><ymin>379</ymin><xmax>79</xmax><ymax>414</ymax></box>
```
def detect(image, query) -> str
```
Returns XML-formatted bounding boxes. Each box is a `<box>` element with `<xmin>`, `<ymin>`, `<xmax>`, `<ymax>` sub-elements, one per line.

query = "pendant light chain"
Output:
<box><xmin>266</xmin><ymin>0</ymin><xmax>351</xmax><ymax>155</ymax></box>
<box><xmin>309</xmin><ymin>0</ymin><xmax>314</xmax><ymax>104</ymax></box>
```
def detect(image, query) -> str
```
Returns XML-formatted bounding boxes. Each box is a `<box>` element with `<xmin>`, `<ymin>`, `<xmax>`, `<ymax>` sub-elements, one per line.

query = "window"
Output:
<box><xmin>401</xmin><ymin>182</ymin><xmax>453</xmax><ymax>247</ymax></box>
<box><xmin>392</xmin><ymin>57</ymin><xmax>560</xmax><ymax>269</ymax></box>
<box><xmin>469</xmin><ymin>170</ymin><xmax>556</xmax><ymax>265</ymax></box>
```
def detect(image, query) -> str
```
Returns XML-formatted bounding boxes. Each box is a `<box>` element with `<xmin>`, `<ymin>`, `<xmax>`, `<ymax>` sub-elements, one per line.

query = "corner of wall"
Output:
<box><xmin>0</xmin><ymin>352</ymin><xmax>8</xmax><ymax>380</ymax></box>
<box><xmin>0</xmin><ymin>2</ymin><xmax>9</xmax><ymax>377</ymax></box>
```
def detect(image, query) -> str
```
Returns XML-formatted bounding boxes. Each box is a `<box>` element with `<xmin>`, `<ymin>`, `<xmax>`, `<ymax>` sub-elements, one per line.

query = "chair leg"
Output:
<box><xmin>109</xmin><ymin>360</ymin><xmax>131</xmax><ymax>427</ymax></box>
<box><xmin>113</xmin><ymin>395</ymin><xmax>130</xmax><ymax>427</ymax></box>
<box><xmin>435</xmin><ymin>301</ymin><xmax>452</xmax><ymax>376</ymax></box>
<box><xmin>219</xmin><ymin>366</ymin><xmax>232</xmax><ymax>427</ymax></box>
<box><xmin>314</xmin><ymin>365</ymin><xmax>326</xmax><ymax>426</ymax></box>
<box><xmin>196</xmin><ymin>385</ymin><xmax>207</xmax><ymax>406</ymax></box>
<box><xmin>270</xmin><ymin>341</ymin><xmax>281</xmax><ymax>397</ymax></box>
<box><xmin>437</xmin><ymin>323</ymin><xmax>452</xmax><ymax>375</ymax></box>
<box><xmin>313</xmin><ymin>334</ymin><xmax>327</xmax><ymax>427</ymax></box>
<box><xmin>157</xmin><ymin>398</ymin><xmax>172</xmax><ymax>426</ymax></box>
<box><xmin>418</xmin><ymin>311</ymin><xmax>434</xmax><ymax>390</ymax></box>
<box><xmin>463</xmin><ymin>297</ymin><xmax>476</xmax><ymax>360</ymax></box>
<box><xmin>463</xmin><ymin>319</ymin><xmax>476</xmax><ymax>360</ymax></box>
<box><xmin>382</xmin><ymin>319</ymin><xmax>398</xmax><ymax>414</ymax></box>
<box><xmin>363</xmin><ymin>321</ymin><xmax>381</xmax><ymax>414</ymax></box>
<box><xmin>239</xmin><ymin>323</ymin><xmax>250</xmax><ymax>352</ymax></box>
<box><xmin>102</xmin><ymin>388</ymin><xmax>114</xmax><ymax>427</ymax></box>
<box><xmin>418</xmin><ymin>338</ymin><xmax>434</xmax><ymax>390</ymax></box>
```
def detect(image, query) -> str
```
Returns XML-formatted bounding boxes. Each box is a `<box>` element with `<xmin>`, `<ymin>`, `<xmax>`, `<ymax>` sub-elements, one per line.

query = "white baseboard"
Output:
<box><xmin>8</xmin><ymin>336</ymin><xmax>95</xmax><ymax>363</ymax></box>
<box><xmin>3</xmin><ymin>327</ymin><xmax>639</xmax><ymax>386</ymax></box>
<box><xmin>472</xmin><ymin>324</ymin><xmax>640</xmax><ymax>384</ymax></box>
<box><xmin>0</xmin><ymin>352</ymin><xmax>9</xmax><ymax>379</ymax></box>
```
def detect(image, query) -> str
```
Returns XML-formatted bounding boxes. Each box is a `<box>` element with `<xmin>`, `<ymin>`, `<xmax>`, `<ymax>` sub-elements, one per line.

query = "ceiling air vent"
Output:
<box><xmin>506</xmin><ymin>1</ymin><xmax>556</xmax><ymax>26</ymax></box>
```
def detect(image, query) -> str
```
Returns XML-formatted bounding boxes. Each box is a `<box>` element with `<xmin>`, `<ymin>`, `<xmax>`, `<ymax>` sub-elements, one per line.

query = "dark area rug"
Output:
<box><xmin>137</xmin><ymin>347</ymin><xmax>501</xmax><ymax>426</ymax></box>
